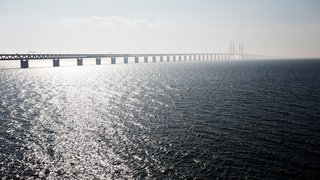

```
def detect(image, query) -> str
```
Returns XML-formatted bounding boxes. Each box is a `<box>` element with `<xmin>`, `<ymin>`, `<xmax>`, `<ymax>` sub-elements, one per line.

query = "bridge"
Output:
<box><xmin>0</xmin><ymin>53</ymin><xmax>265</xmax><ymax>68</ymax></box>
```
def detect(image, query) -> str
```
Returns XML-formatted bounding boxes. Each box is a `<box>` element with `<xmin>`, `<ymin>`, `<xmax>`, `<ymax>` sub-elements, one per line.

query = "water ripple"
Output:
<box><xmin>0</xmin><ymin>61</ymin><xmax>320</xmax><ymax>179</ymax></box>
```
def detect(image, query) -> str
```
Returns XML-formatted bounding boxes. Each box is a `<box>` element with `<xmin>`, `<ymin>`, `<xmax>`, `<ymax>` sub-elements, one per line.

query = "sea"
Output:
<box><xmin>0</xmin><ymin>59</ymin><xmax>320</xmax><ymax>179</ymax></box>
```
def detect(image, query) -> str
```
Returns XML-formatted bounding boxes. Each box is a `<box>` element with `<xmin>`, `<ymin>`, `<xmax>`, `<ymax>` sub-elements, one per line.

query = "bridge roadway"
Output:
<box><xmin>0</xmin><ymin>53</ymin><xmax>261</xmax><ymax>68</ymax></box>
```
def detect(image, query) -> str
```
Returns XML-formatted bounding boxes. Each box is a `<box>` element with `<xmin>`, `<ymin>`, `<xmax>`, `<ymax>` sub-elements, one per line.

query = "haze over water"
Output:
<box><xmin>0</xmin><ymin>60</ymin><xmax>320</xmax><ymax>179</ymax></box>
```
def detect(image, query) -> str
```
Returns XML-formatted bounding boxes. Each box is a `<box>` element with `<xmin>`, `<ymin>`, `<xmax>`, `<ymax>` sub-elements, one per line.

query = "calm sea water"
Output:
<box><xmin>0</xmin><ymin>60</ymin><xmax>320</xmax><ymax>179</ymax></box>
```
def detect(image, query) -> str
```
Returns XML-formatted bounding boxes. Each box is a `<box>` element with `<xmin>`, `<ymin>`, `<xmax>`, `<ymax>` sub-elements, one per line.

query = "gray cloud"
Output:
<box><xmin>60</xmin><ymin>16</ymin><xmax>169</xmax><ymax>29</ymax></box>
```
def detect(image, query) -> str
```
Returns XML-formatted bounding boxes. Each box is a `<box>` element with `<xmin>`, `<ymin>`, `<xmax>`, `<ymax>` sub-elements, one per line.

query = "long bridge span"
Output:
<box><xmin>0</xmin><ymin>53</ymin><xmax>266</xmax><ymax>68</ymax></box>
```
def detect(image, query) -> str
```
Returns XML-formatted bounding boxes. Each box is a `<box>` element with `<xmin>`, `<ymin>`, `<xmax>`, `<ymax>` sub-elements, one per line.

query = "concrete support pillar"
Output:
<box><xmin>160</xmin><ymin>56</ymin><xmax>163</xmax><ymax>62</ymax></box>
<box><xmin>184</xmin><ymin>55</ymin><xmax>187</xmax><ymax>61</ymax></box>
<box><xmin>144</xmin><ymin>56</ymin><xmax>148</xmax><ymax>63</ymax></box>
<box><xmin>53</xmin><ymin>58</ymin><xmax>60</xmax><ymax>67</ymax></box>
<box><xmin>124</xmin><ymin>56</ymin><xmax>128</xmax><ymax>64</ymax></box>
<box><xmin>167</xmin><ymin>56</ymin><xmax>170</xmax><ymax>62</ymax></box>
<box><xmin>153</xmin><ymin>56</ymin><xmax>156</xmax><ymax>63</ymax></box>
<box><xmin>77</xmin><ymin>58</ymin><xmax>83</xmax><ymax>66</ymax></box>
<box><xmin>96</xmin><ymin>57</ymin><xmax>101</xmax><ymax>65</ymax></box>
<box><xmin>111</xmin><ymin>57</ymin><xmax>116</xmax><ymax>64</ymax></box>
<box><xmin>20</xmin><ymin>59</ymin><xmax>29</xmax><ymax>68</ymax></box>
<box><xmin>210</xmin><ymin>54</ymin><xmax>213</xmax><ymax>60</ymax></box>
<box><xmin>135</xmin><ymin>56</ymin><xmax>139</xmax><ymax>63</ymax></box>
<box><xmin>179</xmin><ymin>56</ymin><xmax>182</xmax><ymax>61</ymax></box>
<box><xmin>173</xmin><ymin>56</ymin><xmax>176</xmax><ymax>62</ymax></box>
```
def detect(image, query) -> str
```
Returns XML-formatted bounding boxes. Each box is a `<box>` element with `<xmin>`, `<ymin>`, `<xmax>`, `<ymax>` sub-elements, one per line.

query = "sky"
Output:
<box><xmin>0</xmin><ymin>0</ymin><xmax>320</xmax><ymax>58</ymax></box>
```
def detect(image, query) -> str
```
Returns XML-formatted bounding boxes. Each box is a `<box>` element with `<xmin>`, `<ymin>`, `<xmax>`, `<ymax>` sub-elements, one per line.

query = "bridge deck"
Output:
<box><xmin>0</xmin><ymin>53</ymin><xmax>238</xmax><ymax>61</ymax></box>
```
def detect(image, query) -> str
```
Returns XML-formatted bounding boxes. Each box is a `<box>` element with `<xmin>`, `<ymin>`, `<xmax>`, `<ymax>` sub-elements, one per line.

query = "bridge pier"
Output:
<box><xmin>153</xmin><ymin>56</ymin><xmax>156</xmax><ymax>63</ymax></box>
<box><xmin>167</xmin><ymin>56</ymin><xmax>170</xmax><ymax>62</ymax></box>
<box><xmin>53</xmin><ymin>58</ymin><xmax>60</xmax><ymax>67</ymax></box>
<box><xmin>77</xmin><ymin>58</ymin><xmax>83</xmax><ymax>66</ymax></box>
<box><xmin>124</xmin><ymin>56</ymin><xmax>128</xmax><ymax>64</ymax></box>
<box><xmin>20</xmin><ymin>59</ymin><xmax>29</xmax><ymax>68</ymax></box>
<box><xmin>96</xmin><ymin>57</ymin><xmax>101</xmax><ymax>65</ymax></box>
<box><xmin>160</xmin><ymin>56</ymin><xmax>163</xmax><ymax>62</ymax></box>
<box><xmin>144</xmin><ymin>56</ymin><xmax>148</xmax><ymax>63</ymax></box>
<box><xmin>135</xmin><ymin>56</ymin><xmax>139</xmax><ymax>63</ymax></box>
<box><xmin>173</xmin><ymin>56</ymin><xmax>176</xmax><ymax>62</ymax></box>
<box><xmin>111</xmin><ymin>57</ymin><xmax>116</xmax><ymax>64</ymax></box>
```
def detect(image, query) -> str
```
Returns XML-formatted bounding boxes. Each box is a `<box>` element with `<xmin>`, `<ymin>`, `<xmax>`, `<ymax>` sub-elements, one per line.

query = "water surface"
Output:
<box><xmin>0</xmin><ymin>60</ymin><xmax>320</xmax><ymax>179</ymax></box>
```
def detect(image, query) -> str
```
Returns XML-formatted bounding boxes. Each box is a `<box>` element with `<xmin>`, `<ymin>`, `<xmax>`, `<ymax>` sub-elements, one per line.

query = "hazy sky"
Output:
<box><xmin>1</xmin><ymin>0</ymin><xmax>320</xmax><ymax>57</ymax></box>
